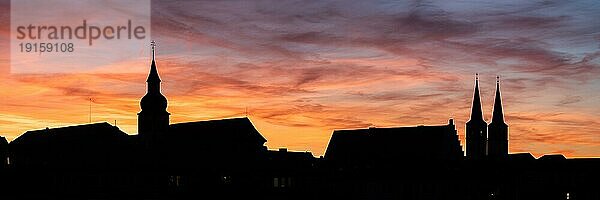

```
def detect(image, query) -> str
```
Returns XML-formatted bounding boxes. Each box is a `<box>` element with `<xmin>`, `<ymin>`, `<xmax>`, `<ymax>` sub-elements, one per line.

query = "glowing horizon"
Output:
<box><xmin>0</xmin><ymin>0</ymin><xmax>599</xmax><ymax>157</ymax></box>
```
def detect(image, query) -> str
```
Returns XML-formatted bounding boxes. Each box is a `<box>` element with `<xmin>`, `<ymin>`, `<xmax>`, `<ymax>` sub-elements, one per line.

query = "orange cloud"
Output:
<box><xmin>0</xmin><ymin>0</ymin><xmax>598</xmax><ymax>157</ymax></box>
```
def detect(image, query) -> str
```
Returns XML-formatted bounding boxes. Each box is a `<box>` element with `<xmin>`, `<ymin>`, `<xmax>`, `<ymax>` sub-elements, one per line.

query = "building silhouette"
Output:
<box><xmin>8</xmin><ymin>123</ymin><xmax>131</xmax><ymax>169</ymax></box>
<box><xmin>0</xmin><ymin>136</ymin><xmax>7</xmax><ymax>168</ymax></box>
<box><xmin>324</xmin><ymin>119</ymin><xmax>462</xmax><ymax>169</ymax></box>
<box><xmin>488</xmin><ymin>76</ymin><xmax>509</xmax><ymax>159</ymax></box>
<box><xmin>466</xmin><ymin>74</ymin><xmax>488</xmax><ymax>160</ymax></box>
<box><xmin>138</xmin><ymin>41</ymin><xmax>170</xmax><ymax>147</ymax></box>
<box><xmin>0</xmin><ymin>42</ymin><xmax>597</xmax><ymax>199</ymax></box>
<box><xmin>466</xmin><ymin>74</ymin><xmax>510</xmax><ymax>160</ymax></box>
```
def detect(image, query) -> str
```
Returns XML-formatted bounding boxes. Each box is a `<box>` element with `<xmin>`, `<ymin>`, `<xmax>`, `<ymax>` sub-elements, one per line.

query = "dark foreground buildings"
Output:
<box><xmin>0</xmin><ymin>45</ymin><xmax>597</xmax><ymax>200</ymax></box>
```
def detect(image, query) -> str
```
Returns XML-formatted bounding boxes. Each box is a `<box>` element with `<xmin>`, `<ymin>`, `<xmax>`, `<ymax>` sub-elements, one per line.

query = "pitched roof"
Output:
<box><xmin>324</xmin><ymin>124</ymin><xmax>463</xmax><ymax>163</ymax></box>
<box><xmin>11</xmin><ymin>122</ymin><xmax>127</xmax><ymax>146</ymax></box>
<box><xmin>324</xmin><ymin>128</ymin><xmax>370</xmax><ymax>160</ymax></box>
<box><xmin>9</xmin><ymin>123</ymin><xmax>131</xmax><ymax>169</ymax></box>
<box><xmin>169</xmin><ymin>117</ymin><xmax>266</xmax><ymax>144</ymax></box>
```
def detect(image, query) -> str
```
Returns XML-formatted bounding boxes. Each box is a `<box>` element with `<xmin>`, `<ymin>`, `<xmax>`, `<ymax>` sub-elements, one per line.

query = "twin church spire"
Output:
<box><xmin>466</xmin><ymin>74</ymin><xmax>508</xmax><ymax>160</ymax></box>
<box><xmin>469</xmin><ymin>74</ymin><xmax>504</xmax><ymax>124</ymax></box>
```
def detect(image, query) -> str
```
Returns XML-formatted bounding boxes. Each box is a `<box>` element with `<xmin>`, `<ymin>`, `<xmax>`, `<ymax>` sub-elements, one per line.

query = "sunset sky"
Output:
<box><xmin>0</xmin><ymin>0</ymin><xmax>599</xmax><ymax>157</ymax></box>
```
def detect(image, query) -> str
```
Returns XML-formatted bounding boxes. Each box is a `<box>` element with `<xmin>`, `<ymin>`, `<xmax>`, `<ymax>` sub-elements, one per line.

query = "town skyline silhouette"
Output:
<box><xmin>2</xmin><ymin>0</ymin><xmax>600</xmax><ymax>160</ymax></box>
<box><xmin>0</xmin><ymin>42</ymin><xmax>598</xmax><ymax>199</ymax></box>
<box><xmin>0</xmin><ymin>47</ymin><xmax>557</xmax><ymax>158</ymax></box>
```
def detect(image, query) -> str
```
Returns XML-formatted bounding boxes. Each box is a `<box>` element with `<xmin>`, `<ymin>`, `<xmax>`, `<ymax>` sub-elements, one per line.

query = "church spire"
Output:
<box><xmin>491</xmin><ymin>76</ymin><xmax>505</xmax><ymax>124</ymax></box>
<box><xmin>138</xmin><ymin>40</ymin><xmax>169</xmax><ymax>139</ymax></box>
<box><xmin>147</xmin><ymin>40</ymin><xmax>161</xmax><ymax>84</ymax></box>
<box><xmin>466</xmin><ymin>73</ymin><xmax>488</xmax><ymax>160</ymax></box>
<box><xmin>469</xmin><ymin>74</ymin><xmax>485</xmax><ymax>123</ymax></box>
<box><xmin>488</xmin><ymin>75</ymin><xmax>509</xmax><ymax>159</ymax></box>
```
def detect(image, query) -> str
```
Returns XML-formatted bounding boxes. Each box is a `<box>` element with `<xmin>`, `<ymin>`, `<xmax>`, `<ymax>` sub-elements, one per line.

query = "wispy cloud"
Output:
<box><xmin>0</xmin><ymin>0</ymin><xmax>598</xmax><ymax>156</ymax></box>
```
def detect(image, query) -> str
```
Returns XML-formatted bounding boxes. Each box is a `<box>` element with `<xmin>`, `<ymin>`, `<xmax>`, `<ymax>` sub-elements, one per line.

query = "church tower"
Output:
<box><xmin>466</xmin><ymin>74</ymin><xmax>487</xmax><ymax>160</ymax></box>
<box><xmin>138</xmin><ymin>41</ymin><xmax>170</xmax><ymax>140</ymax></box>
<box><xmin>487</xmin><ymin>76</ymin><xmax>508</xmax><ymax>159</ymax></box>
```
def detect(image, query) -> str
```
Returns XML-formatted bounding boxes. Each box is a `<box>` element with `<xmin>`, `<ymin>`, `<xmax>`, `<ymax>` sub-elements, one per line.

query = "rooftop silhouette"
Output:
<box><xmin>0</xmin><ymin>42</ymin><xmax>597</xmax><ymax>200</ymax></box>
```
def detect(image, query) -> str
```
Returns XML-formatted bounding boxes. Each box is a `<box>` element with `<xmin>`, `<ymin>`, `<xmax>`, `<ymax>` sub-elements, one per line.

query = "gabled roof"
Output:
<box><xmin>370</xmin><ymin>125</ymin><xmax>455</xmax><ymax>136</ymax></box>
<box><xmin>169</xmin><ymin>117</ymin><xmax>266</xmax><ymax>144</ymax></box>
<box><xmin>325</xmin><ymin>123</ymin><xmax>462</xmax><ymax>163</ymax></box>
<box><xmin>324</xmin><ymin>128</ymin><xmax>370</xmax><ymax>159</ymax></box>
<box><xmin>11</xmin><ymin>122</ymin><xmax>127</xmax><ymax>146</ymax></box>
<box><xmin>9</xmin><ymin>123</ymin><xmax>131</xmax><ymax>169</ymax></box>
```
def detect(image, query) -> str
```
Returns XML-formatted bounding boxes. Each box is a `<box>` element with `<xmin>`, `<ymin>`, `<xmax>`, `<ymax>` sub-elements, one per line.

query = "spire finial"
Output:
<box><xmin>491</xmin><ymin>75</ymin><xmax>505</xmax><ymax>124</ymax></box>
<box><xmin>469</xmin><ymin>73</ymin><xmax>484</xmax><ymax>122</ymax></box>
<box><xmin>146</xmin><ymin>40</ymin><xmax>161</xmax><ymax>83</ymax></box>
<box><xmin>150</xmin><ymin>40</ymin><xmax>156</xmax><ymax>61</ymax></box>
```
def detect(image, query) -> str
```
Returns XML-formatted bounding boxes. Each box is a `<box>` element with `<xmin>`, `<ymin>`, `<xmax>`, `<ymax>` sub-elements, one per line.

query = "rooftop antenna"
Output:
<box><xmin>245</xmin><ymin>106</ymin><xmax>248</xmax><ymax>117</ymax></box>
<box><xmin>89</xmin><ymin>97</ymin><xmax>92</xmax><ymax>123</ymax></box>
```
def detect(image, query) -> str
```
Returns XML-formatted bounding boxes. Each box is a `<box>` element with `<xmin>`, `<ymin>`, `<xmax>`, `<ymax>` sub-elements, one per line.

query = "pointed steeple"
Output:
<box><xmin>138</xmin><ymin>40</ymin><xmax>170</xmax><ymax>139</ymax></box>
<box><xmin>465</xmin><ymin>73</ymin><xmax>488</xmax><ymax>160</ymax></box>
<box><xmin>491</xmin><ymin>76</ymin><xmax>505</xmax><ymax>124</ymax></box>
<box><xmin>140</xmin><ymin>40</ymin><xmax>167</xmax><ymax>113</ymax></box>
<box><xmin>469</xmin><ymin>73</ymin><xmax>485</xmax><ymax>123</ymax></box>
<box><xmin>147</xmin><ymin>40</ymin><xmax>161</xmax><ymax>83</ymax></box>
<box><xmin>488</xmin><ymin>75</ymin><xmax>509</xmax><ymax>159</ymax></box>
